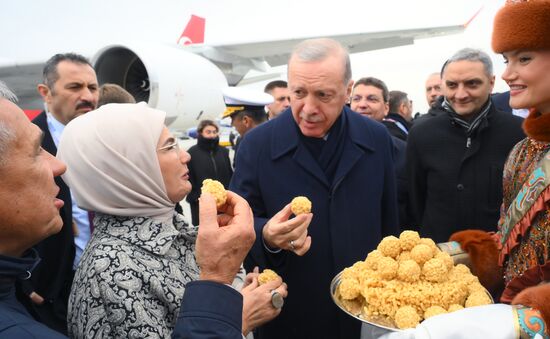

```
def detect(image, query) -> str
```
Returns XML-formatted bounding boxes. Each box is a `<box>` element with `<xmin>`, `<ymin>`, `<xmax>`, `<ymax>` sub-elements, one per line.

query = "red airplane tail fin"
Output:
<box><xmin>178</xmin><ymin>15</ymin><xmax>205</xmax><ymax>45</ymax></box>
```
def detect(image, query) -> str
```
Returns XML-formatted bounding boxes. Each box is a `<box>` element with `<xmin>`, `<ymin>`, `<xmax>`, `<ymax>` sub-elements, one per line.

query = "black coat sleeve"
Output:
<box><xmin>406</xmin><ymin>127</ymin><xmax>426</xmax><ymax>231</ymax></box>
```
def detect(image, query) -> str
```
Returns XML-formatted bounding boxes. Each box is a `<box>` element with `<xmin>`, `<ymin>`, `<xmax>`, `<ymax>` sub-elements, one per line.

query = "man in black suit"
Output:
<box><xmin>385</xmin><ymin>90</ymin><xmax>413</xmax><ymax>141</ymax></box>
<box><xmin>350</xmin><ymin>76</ymin><xmax>409</xmax><ymax>227</ymax></box>
<box><xmin>407</xmin><ymin>48</ymin><xmax>524</xmax><ymax>243</ymax></box>
<box><xmin>17</xmin><ymin>53</ymin><xmax>99</xmax><ymax>335</ymax></box>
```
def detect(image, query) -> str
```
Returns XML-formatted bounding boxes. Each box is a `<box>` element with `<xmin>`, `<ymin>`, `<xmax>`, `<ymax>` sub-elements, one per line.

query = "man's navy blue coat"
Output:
<box><xmin>230</xmin><ymin>107</ymin><xmax>399</xmax><ymax>339</ymax></box>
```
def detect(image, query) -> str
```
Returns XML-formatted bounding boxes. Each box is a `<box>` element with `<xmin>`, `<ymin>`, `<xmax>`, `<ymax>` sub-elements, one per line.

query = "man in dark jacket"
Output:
<box><xmin>350</xmin><ymin>77</ymin><xmax>409</xmax><ymax>228</ymax></box>
<box><xmin>0</xmin><ymin>81</ymin><xmax>253</xmax><ymax>339</ymax></box>
<box><xmin>407</xmin><ymin>48</ymin><xmax>525</xmax><ymax>243</ymax></box>
<box><xmin>0</xmin><ymin>84</ymin><xmax>67</xmax><ymax>339</ymax></box>
<box><xmin>385</xmin><ymin>90</ymin><xmax>413</xmax><ymax>141</ymax></box>
<box><xmin>230</xmin><ymin>38</ymin><xmax>398</xmax><ymax>339</ymax></box>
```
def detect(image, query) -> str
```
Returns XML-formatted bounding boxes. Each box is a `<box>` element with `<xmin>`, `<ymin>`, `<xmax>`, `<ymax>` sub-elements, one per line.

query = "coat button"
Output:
<box><xmin>457</xmin><ymin>184</ymin><xmax>464</xmax><ymax>191</ymax></box>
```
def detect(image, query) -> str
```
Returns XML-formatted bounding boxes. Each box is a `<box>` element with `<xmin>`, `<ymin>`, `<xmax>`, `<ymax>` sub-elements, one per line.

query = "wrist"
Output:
<box><xmin>262</xmin><ymin>227</ymin><xmax>281</xmax><ymax>253</ymax></box>
<box><xmin>262</xmin><ymin>223</ymin><xmax>278</xmax><ymax>250</ymax></box>
<box><xmin>200</xmin><ymin>271</ymin><xmax>234</xmax><ymax>285</ymax></box>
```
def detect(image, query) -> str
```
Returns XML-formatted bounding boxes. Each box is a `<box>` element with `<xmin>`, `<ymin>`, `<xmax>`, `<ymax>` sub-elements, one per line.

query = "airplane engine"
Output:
<box><xmin>93</xmin><ymin>43</ymin><xmax>228</xmax><ymax>131</ymax></box>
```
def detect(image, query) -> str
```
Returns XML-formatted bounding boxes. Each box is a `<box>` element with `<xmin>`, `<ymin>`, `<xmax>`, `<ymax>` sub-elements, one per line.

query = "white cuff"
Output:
<box><xmin>375</xmin><ymin>304</ymin><xmax>516</xmax><ymax>339</ymax></box>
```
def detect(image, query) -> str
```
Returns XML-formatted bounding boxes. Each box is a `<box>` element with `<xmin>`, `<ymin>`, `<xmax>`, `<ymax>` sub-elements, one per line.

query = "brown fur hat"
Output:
<box><xmin>492</xmin><ymin>0</ymin><xmax>550</xmax><ymax>53</ymax></box>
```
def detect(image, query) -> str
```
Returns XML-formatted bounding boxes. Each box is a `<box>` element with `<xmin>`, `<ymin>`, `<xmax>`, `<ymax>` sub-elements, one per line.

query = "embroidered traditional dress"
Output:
<box><xmin>495</xmin><ymin>110</ymin><xmax>550</xmax><ymax>300</ymax></box>
<box><xmin>67</xmin><ymin>213</ymin><xmax>199</xmax><ymax>338</ymax></box>
<box><xmin>499</xmin><ymin>138</ymin><xmax>550</xmax><ymax>284</ymax></box>
<box><xmin>447</xmin><ymin>112</ymin><xmax>550</xmax><ymax>338</ymax></box>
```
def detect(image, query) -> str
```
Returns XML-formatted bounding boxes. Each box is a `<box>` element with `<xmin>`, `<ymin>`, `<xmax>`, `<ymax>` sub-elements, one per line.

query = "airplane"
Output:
<box><xmin>0</xmin><ymin>0</ymin><xmax>478</xmax><ymax>132</ymax></box>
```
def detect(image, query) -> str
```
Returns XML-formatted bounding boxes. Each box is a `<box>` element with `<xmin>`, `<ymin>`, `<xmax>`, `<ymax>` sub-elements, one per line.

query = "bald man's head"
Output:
<box><xmin>425</xmin><ymin>72</ymin><xmax>442</xmax><ymax>107</ymax></box>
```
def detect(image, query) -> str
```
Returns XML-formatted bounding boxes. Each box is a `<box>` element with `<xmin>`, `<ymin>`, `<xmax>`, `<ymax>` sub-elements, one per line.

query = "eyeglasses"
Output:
<box><xmin>157</xmin><ymin>139</ymin><xmax>180</xmax><ymax>152</ymax></box>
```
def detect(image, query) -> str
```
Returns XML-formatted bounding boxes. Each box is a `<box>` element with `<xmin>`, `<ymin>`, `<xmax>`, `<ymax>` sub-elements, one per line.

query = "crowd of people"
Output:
<box><xmin>0</xmin><ymin>1</ymin><xmax>548</xmax><ymax>338</ymax></box>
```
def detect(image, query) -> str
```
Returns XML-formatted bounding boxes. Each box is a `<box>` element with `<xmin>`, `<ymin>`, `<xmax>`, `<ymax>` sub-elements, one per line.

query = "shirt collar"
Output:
<box><xmin>46</xmin><ymin>110</ymin><xmax>65</xmax><ymax>148</ymax></box>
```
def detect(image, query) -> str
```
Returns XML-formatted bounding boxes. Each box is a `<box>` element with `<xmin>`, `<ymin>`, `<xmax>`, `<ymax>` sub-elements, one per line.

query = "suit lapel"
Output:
<box><xmin>332</xmin><ymin>137</ymin><xmax>364</xmax><ymax>188</ymax></box>
<box><xmin>293</xmin><ymin>143</ymin><xmax>330</xmax><ymax>188</ymax></box>
<box><xmin>32</xmin><ymin>111</ymin><xmax>58</xmax><ymax>155</ymax></box>
<box><xmin>271</xmin><ymin>110</ymin><xmax>331</xmax><ymax>188</ymax></box>
<box><xmin>332</xmin><ymin>109</ymin><xmax>375</xmax><ymax>190</ymax></box>
<box><xmin>270</xmin><ymin>108</ymin><xmax>377</xmax><ymax>190</ymax></box>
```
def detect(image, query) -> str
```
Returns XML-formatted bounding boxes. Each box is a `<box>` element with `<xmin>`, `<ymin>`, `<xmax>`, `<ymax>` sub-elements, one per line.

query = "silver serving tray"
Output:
<box><xmin>330</xmin><ymin>270</ymin><xmax>494</xmax><ymax>337</ymax></box>
<box><xmin>330</xmin><ymin>271</ymin><xmax>402</xmax><ymax>334</ymax></box>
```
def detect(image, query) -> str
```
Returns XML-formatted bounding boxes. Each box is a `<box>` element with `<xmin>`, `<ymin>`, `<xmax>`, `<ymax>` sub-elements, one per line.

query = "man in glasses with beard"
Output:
<box><xmin>17</xmin><ymin>53</ymin><xmax>99</xmax><ymax>335</ymax></box>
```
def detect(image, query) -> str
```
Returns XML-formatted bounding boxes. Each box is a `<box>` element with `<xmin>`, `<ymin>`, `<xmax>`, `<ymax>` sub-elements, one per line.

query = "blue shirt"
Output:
<box><xmin>46</xmin><ymin>112</ymin><xmax>91</xmax><ymax>269</ymax></box>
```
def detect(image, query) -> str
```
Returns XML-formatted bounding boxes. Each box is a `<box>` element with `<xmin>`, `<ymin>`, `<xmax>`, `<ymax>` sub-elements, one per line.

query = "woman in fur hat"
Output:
<box><xmin>380</xmin><ymin>1</ymin><xmax>550</xmax><ymax>338</ymax></box>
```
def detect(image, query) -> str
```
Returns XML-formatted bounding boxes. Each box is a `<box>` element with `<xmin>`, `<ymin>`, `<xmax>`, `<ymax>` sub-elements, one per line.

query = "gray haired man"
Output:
<box><xmin>230</xmin><ymin>38</ymin><xmax>399</xmax><ymax>339</ymax></box>
<box><xmin>407</xmin><ymin>48</ymin><xmax>525</xmax><ymax>243</ymax></box>
<box><xmin>0</xmin><ymin>80</ymin><xmax>255</xmax><ymax>338</ymax></box>
<box><xmin>0</xmin><ymin>80</ymin><xmax>69</xmax><ymax>337</ymax></box>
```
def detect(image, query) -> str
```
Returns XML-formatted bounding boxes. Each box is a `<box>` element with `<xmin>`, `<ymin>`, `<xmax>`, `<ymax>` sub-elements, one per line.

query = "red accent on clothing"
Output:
<box><xmin>503</xmin><ymin>261</ymin><xmax>550</xmax><ymax>303</ymax></box>
<box><xmin>496</xmin><ymin>185</ymin><xmax>550</xmax><ymax>265</ymax></box>
<box><xmin>523</xmin><ymin>109</ymin><xmax>550</xmax><ymax>142</ymax></box>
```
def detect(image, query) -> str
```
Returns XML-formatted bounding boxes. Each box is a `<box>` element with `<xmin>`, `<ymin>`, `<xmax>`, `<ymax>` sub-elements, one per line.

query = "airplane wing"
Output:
<box><xmin>184</xmin><ymin>24</ymin><xmax>466</xmax><ymax>84</ymax></box>
<box><xmin>1</xmin><ymin>23</ymin><xmax>466</xmax><ymax>125</ymax></box>
<box><xmin>0</xmin><ymin>62</ymin><xmax>45</xmax><ymax>113</ymax></box>
<box><xmin>191</xmin><ymin>24</ymin><xmax>465</xmax><ymax>67</ymax></box>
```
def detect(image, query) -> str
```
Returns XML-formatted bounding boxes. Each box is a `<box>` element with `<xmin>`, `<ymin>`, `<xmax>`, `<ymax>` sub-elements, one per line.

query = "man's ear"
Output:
<box><xmin>489</xmin><ymin>75</ymin><xmax>496</xmax><ymax>92</ymax></box>
<box><xmin>242</xmin><ymin>115</ymin><xmax>251</xmax><ymax>127</ymax></box>
<box><xmin>346</xmin><ymin>80</ymin><xmax>354</xmax><ymax>97</ymax></box>
<box><xmin>399</xmin><ymin>102</ymin><xmax>406</xmax><ymax>114</ymax></box>
<box><xmin>37</xmin><ymin>84</ymin><xmax>51</xmax><ymax>101</ymax></box>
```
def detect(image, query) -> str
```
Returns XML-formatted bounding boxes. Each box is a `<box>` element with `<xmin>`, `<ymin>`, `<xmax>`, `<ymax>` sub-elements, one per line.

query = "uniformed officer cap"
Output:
<box><xmin>221</xmin><ymin>87</ymin><xmax>274</xmax><ymax>118</ymax></box>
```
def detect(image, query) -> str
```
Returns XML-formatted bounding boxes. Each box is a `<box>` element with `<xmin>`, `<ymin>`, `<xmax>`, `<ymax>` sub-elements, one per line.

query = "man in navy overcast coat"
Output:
<box><xmin>230</xmin><ymin>38</ymin><xmax>399</xmax><ymax>339</ymax></box>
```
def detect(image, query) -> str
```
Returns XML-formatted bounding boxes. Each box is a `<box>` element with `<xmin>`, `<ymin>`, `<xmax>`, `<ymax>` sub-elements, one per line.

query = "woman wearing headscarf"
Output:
<box><xmin>57</xmin><ymin>103</ymin><xmax>287</xmax><ymax>338</ymax></box>
<box><xmin>380</xmin><ymin>1</ymin><xmax>550</xmax><ymax>338</ymax></box>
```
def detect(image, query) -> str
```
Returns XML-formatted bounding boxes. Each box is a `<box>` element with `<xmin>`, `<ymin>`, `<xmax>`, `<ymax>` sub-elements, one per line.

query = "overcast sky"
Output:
<box><xmin>3</xmin><ymin>0</ymin><xmax>507</xmax><ymax>115</ymax></box>
<box><xmin>239</xmin><ymin>0</ymin><xmax>508</xmax><ymax>114</ymax></box>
